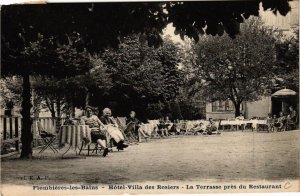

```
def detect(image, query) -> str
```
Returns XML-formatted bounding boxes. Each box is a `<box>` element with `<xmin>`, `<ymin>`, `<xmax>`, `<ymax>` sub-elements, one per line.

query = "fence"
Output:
<box><xmin>0</xmin><ymin>115</ymin><xmax>22</xmax><ymax>158</ymax></box>
<box><xmin>1</xmin><ymin>115</ymin><xmax>65</xmax><ymax>157</ymax></box>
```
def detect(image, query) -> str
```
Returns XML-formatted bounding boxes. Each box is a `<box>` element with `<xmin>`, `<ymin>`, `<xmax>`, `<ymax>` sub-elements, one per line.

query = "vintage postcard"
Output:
<box><xmin>0</xmin><ymin>0</ymin><xmax>299</xmax><ymax>195</ymax></box>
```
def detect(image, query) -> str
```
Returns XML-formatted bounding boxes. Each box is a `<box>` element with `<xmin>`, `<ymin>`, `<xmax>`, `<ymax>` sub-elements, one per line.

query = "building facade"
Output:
<box><xmin>206</xmin><ymin>96</ymin><xmax>271</xmax><ymax>120</ymax></box>
<box><xmin>206</xmin><ymin>1</ymin><xmax>298</xmax><ymax>120</ymax></box>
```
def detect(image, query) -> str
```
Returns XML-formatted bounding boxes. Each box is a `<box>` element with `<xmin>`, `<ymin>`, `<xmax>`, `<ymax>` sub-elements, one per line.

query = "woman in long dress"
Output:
<box><xmin>80</xmin><ymin>106</ymin><xmax>109</xmax><ymax>157</ymax></box>
<box><xmin>99</xmin><ymin>108</ymin><xmax>128</xmax><ymax>150</ymax></box>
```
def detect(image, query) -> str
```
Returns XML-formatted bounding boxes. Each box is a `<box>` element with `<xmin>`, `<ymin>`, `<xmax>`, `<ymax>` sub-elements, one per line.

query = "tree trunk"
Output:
<box><xmin>56</xmin><ymin>98</ymin><xmax>62</xmax><ymax>132</ymax></box>
<box><xmin>234</xmin><ymin>102</ymin><xmax>241</xmax><ymax>117</ymax></box>
<box><xmin>45</xmin><ymin>97</ymin><xmax>56</xmax><ymax>118</ymax></box>
<box><xmin>20</xmin><ymin>72</ymin><xmax>33</xmax><ymax>159</ymax></box>
<box><xmin>56</xmin><ymin>98</ymin><xmax>61</xmax><ymax>118</ymax></box>
<box><xmin>70</xmin><ymin>99</ymin><xmax>75</xmax><ymax>118</ymax></box>
<box><xmin>85</xmin><ymin>90</ymin><xmax>90</xmax><ymax>107</ymax></box>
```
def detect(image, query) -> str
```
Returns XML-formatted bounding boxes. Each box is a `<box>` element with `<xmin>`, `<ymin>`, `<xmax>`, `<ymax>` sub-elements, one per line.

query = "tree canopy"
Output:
<box><xmin>1</xmin><ymin>1</ymin><xmax>292</xmax><ymax>74</ymax></box>
<box><xmin>274</xmin><ymin>27</ymin><xmax>299</xmax><ymax>91</ymax></box>
<box><xmin>185</xmin><ymin>17</ymin><xmax>281</xmax><ymax>116</ymax></box>
<box><xmin>95</xmin><ymin>35</ymin><xmax>183</xmax><ymax>120</ymax></box>
<box><xmin>0</xmin><ymin>1</ymin><xmax>293</xmax><ymax>158</ymax></box>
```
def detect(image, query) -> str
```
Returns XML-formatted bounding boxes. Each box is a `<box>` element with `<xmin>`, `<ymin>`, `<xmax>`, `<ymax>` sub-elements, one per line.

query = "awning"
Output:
<box><xmin>272</xmin><ymin>88</ymin><xmax>297</xmax><ymax>97</ymax></box>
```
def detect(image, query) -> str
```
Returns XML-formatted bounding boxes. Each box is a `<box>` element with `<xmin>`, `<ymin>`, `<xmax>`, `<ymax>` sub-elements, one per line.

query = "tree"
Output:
<box><xmin>32</xmin><ymin>55</ymin><xmax>112</xmax><ymax>119</ymax></box>
<box><xmin>187</xmin><ymin>18</ymin><xmax>280</xmax><ymax>117</ymax></box>
<box><xmin>1</xmin><ymin>1</ymin><xmax>292</xmax><ymax>158</ymax></box>
<box><xmin>1</xmin><ymin>31</ymin><xmax>91</xmax><ymax>158</ymax></box>
<box><xmin>100</xmin><ymin>35</ymin><xmax>183</xmax><ymax>120</ymax></box>
<box><xmin>274</xmin><ymin>27</ymin><xmax>299</xmax><ymax>91</ymax></box>
<box><xmin>166</xmin><ymin>1</ymin><xmax>291</xmax><ymax>40</ymax></box>
<box><xmin>0</xmin><ymin>76</ymin><xmax>22</xmax><ymax>111</ymax></box>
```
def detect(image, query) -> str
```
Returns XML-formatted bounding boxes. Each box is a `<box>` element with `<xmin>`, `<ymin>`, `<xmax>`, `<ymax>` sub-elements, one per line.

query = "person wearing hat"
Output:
<box><xmin>80</xmin><ymin>106</ymin><xmax>109</xmax><ymax>157</ymax></box>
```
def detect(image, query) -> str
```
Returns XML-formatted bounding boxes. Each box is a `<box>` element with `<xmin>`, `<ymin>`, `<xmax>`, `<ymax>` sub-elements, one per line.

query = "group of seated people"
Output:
<box><xmin>63</xmin><ymin>107</ymin><xmax>158</xmax><ymax>157</ymax></box>
<box><xmin>64</xmin><ymin>106</ymin><xmax>130</xmax><ymax>157</ymax></box>
<box><xmin>267</xmin><ymin>106</ymin><xmax>298</xmax><ymax>132</ymax></box>
<box><xmin>156</xmin><ymin>116</ymin><xmax>172</xmax><ymax>137</ymax></box>
<box><xmin>189</xmin><ymin>118</ymin><xmax>219</xmax><ymax>135</ymax></box>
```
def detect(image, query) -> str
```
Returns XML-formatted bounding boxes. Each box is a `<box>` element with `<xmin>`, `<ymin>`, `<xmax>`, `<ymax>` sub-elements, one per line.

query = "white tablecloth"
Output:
<box><xmin>220</xmin><ymin>119</ymin><xmax>248</xmax><ymax>126</ymax></box>
<box><xmin>220</xmin><ymin>119</ymin><xmax>268</xmax><ymax>130</ymax></box>
<box><xmin>59</xmin><ymin>125</ymin><xmax>91</xmax><ymax>148</ymax></box>
<box><xmin>250</xmin><ymin>119</ymin><xmax>268</xmax><ymax>130</ymax></box>
<box><xmin>138</xmin><ymin>123</ymin><xmax>158</xmax><ymax>136</ymax></box>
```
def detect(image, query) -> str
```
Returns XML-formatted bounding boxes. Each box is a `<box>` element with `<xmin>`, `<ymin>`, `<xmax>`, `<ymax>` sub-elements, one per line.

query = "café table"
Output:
<box><xmin>138</xmin><ymin>123</ymin><xmax>158</xmax><ymax>142</ymax></box>
<box><xmin>58</xmin><ymin>125</ymin><xmax>92</xmax><ymax>157</ymax></box>
<box><xmin>250</xmin><ymin>119</ymin><xmax>268</xmax><ymax>131</ymax></box>
<box><xmin>220</xmin><ymin>119</ymin><xmax>249</xmax><ymax>131</ymax></box>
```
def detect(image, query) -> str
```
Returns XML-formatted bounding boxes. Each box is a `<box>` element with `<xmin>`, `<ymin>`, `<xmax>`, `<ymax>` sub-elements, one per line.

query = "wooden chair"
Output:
<box><xmin>78</xmin><ymin>141</ymin><xmax>102</xmax><ymax>156</ymax></box>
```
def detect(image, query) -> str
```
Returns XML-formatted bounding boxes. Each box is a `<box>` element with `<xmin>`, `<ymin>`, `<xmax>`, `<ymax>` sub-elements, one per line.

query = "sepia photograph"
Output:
<box><xmin>0</xmin><ymin>0</ymin><xmax>299</xmax><ymax>195</ymax></box>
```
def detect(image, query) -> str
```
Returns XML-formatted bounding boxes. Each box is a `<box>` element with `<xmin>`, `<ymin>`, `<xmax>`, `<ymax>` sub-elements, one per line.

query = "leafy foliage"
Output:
<box><xmin>1</xmin><ymin>1</ymin><xmax>291</xmax><ymax>74</ymax></box>
<box><xmin>186</xmin><ymin>17</ymin><xmax>280</xmax><ymax>116</ymax></box>
<box><xmin>0</xmin><ymin>76</ymin><xmax>22</xmax><ymax>109</ymax></box>
<box><xmin>98</xmin><ymin>35</ymin><xmax>183</xmax><ymax>119</ymax></box>
<box><xmin>274</xmin><ymin>27</ymin><xmax>299</xmax><ymax>91</ymax></box>
<box><xmin>0</xmin><ymin>1</ymin><xmax>292</xmax><ymax>158</ymax></box>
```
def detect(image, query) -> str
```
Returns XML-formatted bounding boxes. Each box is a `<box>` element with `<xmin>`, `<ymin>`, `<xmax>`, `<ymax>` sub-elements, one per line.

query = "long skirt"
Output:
<box><xmin>90</xmin><ymin>129</ymin><xmax>106</xmax><ymax>143</ymax></box>
<box><xmin>105</xmin><ymin>125</ymin><xmax>124</xmax><ymax>143</ymax></box>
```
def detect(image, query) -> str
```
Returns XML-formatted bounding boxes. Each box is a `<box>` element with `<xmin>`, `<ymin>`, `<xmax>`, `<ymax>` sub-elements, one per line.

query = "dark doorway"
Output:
<box><xmin>272</xmin><ymin>97</ymin><xmax>298</xmax><ymax>116</ymax></box>
<box><xmin>272</xmin><ymin>98</ymin><xmax>282</xmax><ymax>116</ymax></box>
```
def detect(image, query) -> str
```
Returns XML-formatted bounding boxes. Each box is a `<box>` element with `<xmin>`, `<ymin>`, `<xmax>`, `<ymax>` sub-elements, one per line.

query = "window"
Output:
<box><xmin>212</xmin><ymin>100</ymin><xmax>234</xmax><ymax>112</ymax></box>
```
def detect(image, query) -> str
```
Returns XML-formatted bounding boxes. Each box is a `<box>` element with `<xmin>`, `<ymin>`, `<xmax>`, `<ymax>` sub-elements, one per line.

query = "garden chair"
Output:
<box><xmin>37</xmin><ymin>120</ymin><xmax>58</xmax><ymax>154</ymax></box>
<box><xmin>78</xmin><ymin>140</ymin><xmax>103</xmax><ymax>156</ymax></box>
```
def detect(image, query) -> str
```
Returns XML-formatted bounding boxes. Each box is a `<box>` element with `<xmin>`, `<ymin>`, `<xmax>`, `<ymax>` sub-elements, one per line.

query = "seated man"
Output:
<box><xmin>236</xmin><ymin>114</ymin><xmax>244</xmax><ymax>120</ymax></box>
<box><xmin>274</xmin><ymin>112</ymin><xmax>287</xmax><ymax>132</ymax></box>
<box><xmin>100</xmin><ymin>108</ymin><xmax>128</xmax><ymax>150</ymax></box>
<box><xmin>287</xmin><ymin>106</ymin><xmax>297</xmax><ymax>130</ymax></box>
<box><xmin>63</xmin><ymin>113</ymin><xmax>77</xmax><ymax>125</ymax></box>
<box><xmin>125</xmin><ymin>111</ymin><xmax>149</xmax><ymax>142</ymax></box>
<box><xmin>80</xmin><ymin>106</ymin><xmax>109</xmax><ymax>157</ymax></box>
<box><xmin>206</xmin><ymin>118</ymin><xmax>218</xmax><ymax>135</ymax></box>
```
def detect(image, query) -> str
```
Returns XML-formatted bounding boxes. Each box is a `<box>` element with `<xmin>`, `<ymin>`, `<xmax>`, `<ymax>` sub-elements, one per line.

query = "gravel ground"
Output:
<box><xmin>1</xmin><ymin>130</ymin><xmax>299</xmax><ymax>185</ymax></box>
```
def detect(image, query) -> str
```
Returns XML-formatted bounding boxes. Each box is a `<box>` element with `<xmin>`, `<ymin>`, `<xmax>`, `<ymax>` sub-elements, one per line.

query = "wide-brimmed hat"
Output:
<box><xmin>85</xmin><ymin>106</ymin><xmax>94</xmax><ymax>111</ymax></box>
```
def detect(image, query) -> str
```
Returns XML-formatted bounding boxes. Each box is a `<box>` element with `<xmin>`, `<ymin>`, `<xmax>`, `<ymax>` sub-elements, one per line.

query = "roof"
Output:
<box><xmin>272</xmin><ymin>88</ymin><xmax>297</xmax><ymax>97</ymax></box>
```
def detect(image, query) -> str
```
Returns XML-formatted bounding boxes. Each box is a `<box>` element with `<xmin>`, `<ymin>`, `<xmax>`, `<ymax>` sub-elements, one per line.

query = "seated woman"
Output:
<box><xmin>157</xmin><ymin>117</ymin><xmax>169</xmax><ymax>137</ymax></box>
<box><xmin>80</xmin><ymin>106</ymin><xmax>109</xmax><ymax>157</ymax></box>
<box><xmin>191</xmin><ymin>122</ymin><xmax>207</xmax><ymax>135</ymax></box>
<box><xmin>206</xmin><ymin>118</ymin><xmax>218</xmax><ymax>135</ymax></box>
<box><xmin>125</xmin><ymin>111</ymin><xmax>149</xmax><ymax>142</ymax></box>
<box><xmin>99</xmin><ymin>108</ymin><xmax>128</xmax><ymax>150</ymax></box>
<box><xmin>274</xmin><ymin>112</ymin><xmax>287</xmax><ymax>132</ymax></box>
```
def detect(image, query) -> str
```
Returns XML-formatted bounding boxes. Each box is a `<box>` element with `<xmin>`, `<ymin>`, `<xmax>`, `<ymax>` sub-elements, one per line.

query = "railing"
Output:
<box><xmin>0</xmin><ymin>115</ymin><xmax>22</xmax><ymax>158</ymax></box>
<box><xmin>1</xmin><ymin>115</ymin><xmax>65</xmax><ymax>157</ymax></box>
